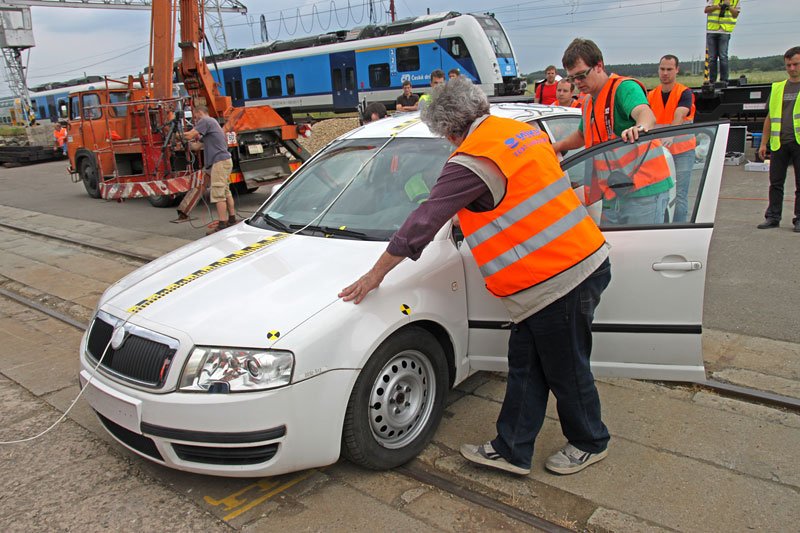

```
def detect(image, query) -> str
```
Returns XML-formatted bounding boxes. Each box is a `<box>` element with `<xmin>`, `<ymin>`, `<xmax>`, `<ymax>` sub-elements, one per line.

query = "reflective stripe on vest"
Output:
<box><xmin>455</xmin><ymin>115</ymin><xmax>606</xmax><ymax>297</ymax></box>
<box><xmin>647</xmin><ymin>83</ymin><xmax>697</xmax><ymax>155</ymax></box>
<box><xmin>583</xmin><ymin>75</ymin><xmax>672</xmax><ymax>200</ymax></box>
<box><xmin>706</xmin><ymin>0</ymin><xmax>739</xmax><ymax>32</ymax></box>
<box><xmin>768</xmin><ymin>80</ymin><xmax>800</xmax><ymax>151</ymax></box>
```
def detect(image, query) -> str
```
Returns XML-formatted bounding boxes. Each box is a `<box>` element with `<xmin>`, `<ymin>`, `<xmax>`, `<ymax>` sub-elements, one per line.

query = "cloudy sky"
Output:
<box><xmin>7</xmin><ymin>0</ymin><xmax>797</xmax><ymax>97</ymax></box>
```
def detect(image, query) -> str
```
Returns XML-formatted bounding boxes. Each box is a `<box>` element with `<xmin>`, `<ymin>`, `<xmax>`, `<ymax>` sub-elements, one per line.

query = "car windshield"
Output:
<box><xmin>254</xmin><ymin>137</ymin><xmax>455</xmax><ymax>240</ymax></box>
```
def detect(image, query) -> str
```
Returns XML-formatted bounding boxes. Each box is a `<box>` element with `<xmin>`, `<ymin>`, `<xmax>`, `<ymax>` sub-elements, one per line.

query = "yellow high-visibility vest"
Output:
<box><xmin>706</xmin><ymin>0</ymin><xmax>739</xmax><ymax>33</ymax></box>
<box><xmin>768</xmin><ymin>80</ymin><xmax>800</xmax><ymax>151</ymax></box>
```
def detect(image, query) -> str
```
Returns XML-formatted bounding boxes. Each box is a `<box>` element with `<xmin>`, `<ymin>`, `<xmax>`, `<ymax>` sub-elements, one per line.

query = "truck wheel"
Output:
<box><xmin>147</xmin><ymin>193</ymin><xmax>184</xmax><ymax>208</ymax></box>
<box><xmin>79</xmin><ymin>158</ymin><xmax>101</xmax><ymax>199</ymax></box>
<box><xmin>342</xmin><ymin>327</ymin><xmax>448</xmax><ymax>470</ymax></box>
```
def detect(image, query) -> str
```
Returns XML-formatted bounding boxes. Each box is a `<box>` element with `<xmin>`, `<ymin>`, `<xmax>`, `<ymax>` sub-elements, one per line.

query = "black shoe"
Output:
<box><xmin>757</xmin><ymin>219</ymin><xmax>780</xmax><ymax>229</ymax></box>
<box><xmin>794</xmin><ymin>221</ymin><xmax>800</xmax><ymax>233</ymax></box>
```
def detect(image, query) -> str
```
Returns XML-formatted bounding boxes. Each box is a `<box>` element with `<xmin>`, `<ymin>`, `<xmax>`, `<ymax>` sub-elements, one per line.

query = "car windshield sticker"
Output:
<box><xmin>125</xmin><ymin>233</ymin><xmax>291</xmax><ymax>314</ymax></box>
<box><xmin>390</xmin><ymin>118</ymin><xmax>421</xmax><ymax>136</ymax></box>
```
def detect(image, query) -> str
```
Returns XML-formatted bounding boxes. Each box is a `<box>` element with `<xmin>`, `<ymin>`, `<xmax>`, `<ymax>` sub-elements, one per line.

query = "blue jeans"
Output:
<box><xmin>601</xmin><ymin>190</ymin><xmax>670</xmax><ymax>226</ymax></box>
<box><xmin>672</xmin><ymin>150</ymin><xmax>695</xmax><ymax>223</ymax></box>
<box><xmin>706</xmin><ymin>32</ymin><xmax>731</xmax><ymax>83</ymax></box>
<box><xmin>491</xmin><ymin>259</ymin><xmax>611</xmax><ymax>469</ymax></box>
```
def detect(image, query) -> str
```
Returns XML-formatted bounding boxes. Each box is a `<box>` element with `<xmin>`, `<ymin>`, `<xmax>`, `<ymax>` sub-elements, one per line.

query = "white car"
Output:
<box><xmin>78</xmin><ymin>104</ymin><xmax>729</xmax><ymax>477</ymax></box>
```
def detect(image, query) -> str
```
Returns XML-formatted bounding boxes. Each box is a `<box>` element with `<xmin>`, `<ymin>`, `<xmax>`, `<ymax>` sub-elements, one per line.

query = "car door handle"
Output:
<box><xmin>652</xmin><ymin>261</ymin><xmax>702</xmax><ymax>271</ymax></box>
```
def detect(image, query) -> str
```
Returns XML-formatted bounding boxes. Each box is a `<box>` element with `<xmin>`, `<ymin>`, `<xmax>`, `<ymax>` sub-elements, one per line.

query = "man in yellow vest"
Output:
<box><xmin>648</xmin><ymin>54</ymin><xmax>696</xmax><ymax>223</ymax></box>
<box><xmin>418</xmin><ymin>69</ymin><xmax>446</xmax><ymax>110</ymax></box>
<box><xmin>340</xmin><ymin>77</ymin><xmax>612</xmax><ymax>476</ymax></box>
<box><xmin>705</xmin><ymin>0</ymin><xmax>740</xmax><ymax>84</ymax></box>
<box><xmin>552</xmin><ymin>39</ymin><xmax>673</xmax><ymax>226</ymax></box>
<box><xmin>757</xmin><ymin>47</ymin><xmax>800</xmax><ymax>232</ymax></box>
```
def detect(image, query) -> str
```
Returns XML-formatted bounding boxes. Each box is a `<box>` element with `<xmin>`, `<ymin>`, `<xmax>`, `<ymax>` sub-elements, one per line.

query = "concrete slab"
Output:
<box><xmin>432</xmin><ymin>384</ymin><xmax>800</xmax><ymax>531</ymax></box>
<box><xmin>704</xmin><ymin>328</ymin><xmax>800</xmax><ymax>380</ymax></box>
<box><xmin>711</xmin><ymin>368</ymin><xmax>800</xmax><ymax>399</ymax></box>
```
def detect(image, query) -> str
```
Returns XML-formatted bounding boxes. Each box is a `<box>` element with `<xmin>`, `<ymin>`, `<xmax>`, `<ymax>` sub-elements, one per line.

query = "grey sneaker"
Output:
<box><xmin>545</xmin><ymin>444</ymin><xmax>608</xmax><ymax>475</ymax></box>
<box><xmin>460</xmin><ymin>442</ymin><xmax>530</xmax><ymax>475</ymax></box>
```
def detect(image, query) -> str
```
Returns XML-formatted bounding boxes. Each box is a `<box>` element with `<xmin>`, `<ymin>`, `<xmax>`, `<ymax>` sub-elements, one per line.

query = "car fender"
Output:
<box><xmin>279</xmin><ymin>240</ymin><xmax>471</xmax><ymax>387</ymax></box>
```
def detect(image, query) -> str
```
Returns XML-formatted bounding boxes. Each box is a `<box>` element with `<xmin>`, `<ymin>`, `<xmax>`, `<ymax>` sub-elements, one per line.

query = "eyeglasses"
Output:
<box><xmin>566</xmin><ymin>67</ymin><xmax>593</xmax><ymax>83</ymax></box>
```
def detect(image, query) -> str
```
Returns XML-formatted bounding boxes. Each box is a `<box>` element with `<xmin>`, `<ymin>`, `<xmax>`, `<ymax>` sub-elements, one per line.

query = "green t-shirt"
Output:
<box><xmin>578</xmin><ymin>79</ymin><xmax>647</xmax><ymax>136</ymax></box>
<box><xmin>580</xmin><ymin>79</ymin><xmax>673</xmax><ymax>198</ymax></box>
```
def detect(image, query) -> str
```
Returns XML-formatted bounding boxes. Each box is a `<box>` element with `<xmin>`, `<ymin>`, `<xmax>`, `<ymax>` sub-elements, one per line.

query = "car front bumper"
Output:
<box><xmin>78</xmin><ymin>360</ymin><xmax>358</xmax><ymax>477</ymax></box>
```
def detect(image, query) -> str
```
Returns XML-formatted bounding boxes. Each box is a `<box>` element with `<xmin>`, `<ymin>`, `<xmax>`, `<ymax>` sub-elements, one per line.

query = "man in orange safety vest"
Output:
<box><xmin>341</xmin><ymin>77</ymin><xmax>612</xmax><ymax>477</ymax></box>
<box><xmin>647</xmin><ymin>54</ymin><xmax>696</xmax><ymax>223</ymax></box>
<box><xmin>552</xmin><ymin>39</ymin><xmax>673</xmax><ymax>227</ymax></box>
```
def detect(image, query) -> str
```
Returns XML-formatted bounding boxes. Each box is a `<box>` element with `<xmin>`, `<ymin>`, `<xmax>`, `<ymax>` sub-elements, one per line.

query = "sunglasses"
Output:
<box><xmin>566</xmin><ymin>67</ymin><xmax>593</xmax><ymax>83</ymax></box>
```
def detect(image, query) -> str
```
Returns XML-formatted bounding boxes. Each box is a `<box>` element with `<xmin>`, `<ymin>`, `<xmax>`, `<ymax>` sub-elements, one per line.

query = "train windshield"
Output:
<box><xmin>475</xmin><ymin>16</ymin><xmax>513</xmax><ymax>59</ymax></box>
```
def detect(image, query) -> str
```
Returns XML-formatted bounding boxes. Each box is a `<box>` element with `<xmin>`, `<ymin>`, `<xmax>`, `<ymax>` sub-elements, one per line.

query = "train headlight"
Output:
<box><xmin>179</xmin><ymin>346</ymin><xmax>294</xmax><ymax>392</ymax></box>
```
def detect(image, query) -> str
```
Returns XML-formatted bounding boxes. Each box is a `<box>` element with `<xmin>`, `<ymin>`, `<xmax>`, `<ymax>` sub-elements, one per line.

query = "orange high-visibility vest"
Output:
<box><xmin>550</xmin><ymin>99</ymin><xmax>581</xmax><ymax>108</ymax></box>
<box><xmin>53</xmin><ymin>127</ymin><xmax>67</xmax><ymax>146</ymax></box>
<box><xmin>583</xmin><ymin>74</ymin><xmax>672</xmax><ymax>201</ymax></box>
<box><xmin>455</xmin><ymin>116</ymin><xmax>606</xmax><ymax>297</ymax></box>
<box><xmin>647</xmin><ymin>83</ymin><xmax>697</xmax><ymax>155</ymax></box>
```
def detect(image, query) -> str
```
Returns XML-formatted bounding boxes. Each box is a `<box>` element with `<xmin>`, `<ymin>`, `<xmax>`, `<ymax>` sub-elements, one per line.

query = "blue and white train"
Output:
<box><xmin>28</xmin><ymin>76</ymin><xmax>105</xmax><ymax>123</ymax></box>
<box><xmin>208</xmin><ymin>11</ymin><xmax>523</xmax><ymax>112</ymax></box>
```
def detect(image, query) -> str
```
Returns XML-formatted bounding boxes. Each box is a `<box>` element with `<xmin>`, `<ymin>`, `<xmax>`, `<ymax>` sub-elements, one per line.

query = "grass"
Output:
<box><xmin>0</xmin><ymin>125</ymin><xmax>26</xmax><ymax>137</ymax></box>
<box><xmin>638</xmin><ymin>70</ymin><xmax>786</xmax><ymax>90</ymax></box>
<box><xmin>525</xmin><ymin>70</ymin><xmax>787</xmax><ymax>95</ymax></box>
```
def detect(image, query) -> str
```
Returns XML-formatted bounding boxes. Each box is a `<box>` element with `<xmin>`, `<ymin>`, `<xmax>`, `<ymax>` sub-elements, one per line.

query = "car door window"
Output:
<box><xmin>539</xmin><ymin>115</ymin><xmax>582</xmax><ymax>159</ymax></box>
<box><xmin>562</xmin><ymin>124</ymin><xmax>719</xmax><ymax>229</ymax></box>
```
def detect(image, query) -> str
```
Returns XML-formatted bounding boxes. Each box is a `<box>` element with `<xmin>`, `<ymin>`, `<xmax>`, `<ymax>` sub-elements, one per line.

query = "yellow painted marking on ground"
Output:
<box><xmin>355</xmin><ymin>39</ymin><xmax>434</xmax><ymax>53</ymax></box>
<box><xmin>204</xmin><ymin>478</ymin><xmax>282</xmax><ymax>511</ymax></box>
<box><xmin>126</xmin><ymin>233</ymin><xmax>290</xmax><ymax>314</ymax></box>
<box><xmin>221</xmin><ymin>471</ymin><xmax>315</xmax><ymax>522</ymax></box>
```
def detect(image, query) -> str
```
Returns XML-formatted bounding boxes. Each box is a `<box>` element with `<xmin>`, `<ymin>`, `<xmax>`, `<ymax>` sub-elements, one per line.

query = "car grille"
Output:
<box><xmin>172</xmin><ymin>443</ymin><xmax>279</xmax><ymax>465</ymax></box>
<box><xmin>96</xmin><ymin>412</ymin><xmax>163</xmax><ymax>461</ymax></box>
<box><xmin>86</xmin><ymin>313</ymin><xmax>178</xmax><ymax>387</ymax></box>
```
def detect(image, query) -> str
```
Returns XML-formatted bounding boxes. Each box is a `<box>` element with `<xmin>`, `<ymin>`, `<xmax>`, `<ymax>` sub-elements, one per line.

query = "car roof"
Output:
<box><xmin>343</xmin><ymin>103</ymin><xmax>582</xmax><ymax>140</ymax></box>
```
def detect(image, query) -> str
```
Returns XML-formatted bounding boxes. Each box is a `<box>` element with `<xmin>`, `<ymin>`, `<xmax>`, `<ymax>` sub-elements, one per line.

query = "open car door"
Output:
<box><xmin>463</xmin><ymin>121</ymin><xmax>729</xmax><ymax>382</ymax></box>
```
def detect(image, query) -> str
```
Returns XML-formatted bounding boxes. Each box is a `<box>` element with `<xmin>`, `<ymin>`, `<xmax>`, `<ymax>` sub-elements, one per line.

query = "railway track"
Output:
<box><xmin>3</xmin><ymin>221</ymin><xmax>799</xmax><ymax>413</ymax></box>
<box><xmin>3</xmin><ymin>220</ymin><xmax>800</xmax><ymax>416</ymax></box>
<box><xmin>2</xmin><ymin>222</ymin><xmax>799</xmax><ymax>529</ymax></box>
<box><xmin>0</xmin><ymin>289</ymin><xmax>572</xmax><ymax>532</ymax></box>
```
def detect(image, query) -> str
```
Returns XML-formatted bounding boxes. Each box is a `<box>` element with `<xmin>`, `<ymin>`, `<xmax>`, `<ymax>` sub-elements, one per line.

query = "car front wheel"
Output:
<box><xmin>342</xmin><ymin>327</ymin><xmax>448</xmax><ymax>470</ymax></box>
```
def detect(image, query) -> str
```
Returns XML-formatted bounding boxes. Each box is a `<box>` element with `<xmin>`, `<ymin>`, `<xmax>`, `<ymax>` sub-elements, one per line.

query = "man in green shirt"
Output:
<box><xmin>552</xmin><ymin>38</ymin><xmax>672</xmax><ymax>226</ymax></box>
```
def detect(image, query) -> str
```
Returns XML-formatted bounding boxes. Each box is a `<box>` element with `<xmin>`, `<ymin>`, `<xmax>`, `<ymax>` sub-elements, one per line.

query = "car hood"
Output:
<box><xmin>101</xmin><ymin>225</ymin><xmax>385</xmax><ymax>347</ymax></box>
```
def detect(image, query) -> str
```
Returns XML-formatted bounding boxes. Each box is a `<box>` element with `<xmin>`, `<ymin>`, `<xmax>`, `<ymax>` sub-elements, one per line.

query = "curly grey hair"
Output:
<box><xmin>420</xmin><ymin>77</ymin><xmax>489</xmax><ymax>140</ymax></box>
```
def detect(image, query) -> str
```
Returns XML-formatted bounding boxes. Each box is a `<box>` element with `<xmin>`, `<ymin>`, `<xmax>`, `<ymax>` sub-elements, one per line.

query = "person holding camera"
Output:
<box><xmin>705</xmin><ymin>0</ymin><xmax>741</xmax><ymax>84</ymax></box>
<box><xmin>551</xmin><ymin>39</ymin><xmax>672</xmax><ymax>226</ymax></box>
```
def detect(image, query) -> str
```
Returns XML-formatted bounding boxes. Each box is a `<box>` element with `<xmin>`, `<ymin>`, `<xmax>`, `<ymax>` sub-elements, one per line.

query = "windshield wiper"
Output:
<box><xmin>289</xmin><ymin>224</ymin><xmax>374</xmax><ymax>240</ymax></box>
<box><xmin>256</xmin><ymin>212</ymin><xmax>291</xmax><ymax>233</ymax></box>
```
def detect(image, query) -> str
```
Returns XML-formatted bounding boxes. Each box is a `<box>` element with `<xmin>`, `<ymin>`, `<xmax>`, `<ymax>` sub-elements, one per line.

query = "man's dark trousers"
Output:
<box><xmin>491</xmin><ymin>258</ymin><xmax>611</xmax><ymax>469</ymax></box>
<box><xmin>765</xmin><ymin>142</ymin><xmax>800</xmax><ymax>224</ymax></box>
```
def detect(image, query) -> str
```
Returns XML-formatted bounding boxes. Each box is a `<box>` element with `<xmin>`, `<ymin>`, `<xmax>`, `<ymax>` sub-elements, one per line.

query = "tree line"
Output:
<box><xmin>525</xmin><ymin>55</ymin><xmax>785</xmax><ymax>81</ymax></box>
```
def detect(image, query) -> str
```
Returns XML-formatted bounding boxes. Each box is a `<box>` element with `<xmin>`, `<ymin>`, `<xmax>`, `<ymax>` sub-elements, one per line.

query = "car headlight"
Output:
<box><xmin>179</xmin><ymin>346</ymin><xmax>293</xmax><ymax>392</ymax></box>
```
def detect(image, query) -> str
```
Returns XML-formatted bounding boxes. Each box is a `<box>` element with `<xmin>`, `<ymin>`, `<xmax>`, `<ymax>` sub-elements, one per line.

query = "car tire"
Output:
<box><xmin>79</xmin><ymin>157</ymin><xmax>101</xmax><ymax>199</ymax></box>
<box><xmin>342</xmin><ymin>327</ymin><xmax>448</xmax><ymax>470</ymax></box>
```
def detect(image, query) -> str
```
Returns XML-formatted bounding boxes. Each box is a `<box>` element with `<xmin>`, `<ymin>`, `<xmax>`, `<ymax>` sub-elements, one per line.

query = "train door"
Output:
<box><xmin>330</xmin><ymin>51</ymin><xmax>358</xmax><ymax>111</ymax></box>
<box><xmin>45</xmin><ymin>94</ymin><xmax>57</xmax><ymax>122</ymax></box>
<box><xmin>223</xmin><ymin>67</ymin><xmax>244</xmax><ymax>107</ymax></box>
